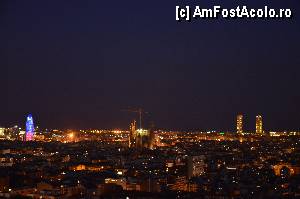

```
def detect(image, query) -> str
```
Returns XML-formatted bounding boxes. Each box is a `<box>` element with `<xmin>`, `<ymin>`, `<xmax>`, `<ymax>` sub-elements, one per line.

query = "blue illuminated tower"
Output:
<box><xmin>25</xmin><ymin>114</ymin><xmax>35</xmax><ymax>141</ymax></box>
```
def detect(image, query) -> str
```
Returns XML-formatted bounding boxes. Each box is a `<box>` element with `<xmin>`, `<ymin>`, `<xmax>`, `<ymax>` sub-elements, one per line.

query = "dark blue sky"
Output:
<box><xmin>0</xmin><ymin>1</ymin><xmax>299</xmax><ymax>131</ymax></box>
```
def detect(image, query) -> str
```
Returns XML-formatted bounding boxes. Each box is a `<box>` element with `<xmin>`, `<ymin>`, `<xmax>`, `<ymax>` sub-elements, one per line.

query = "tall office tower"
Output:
<box><xmin>236</xmin><ymin>114</ymin><xmax>243</xmax><ymax>134</ymax></box>
<box><xmin>25</xmin><ymin>114</ymin><xmax>35</xmax><ymax>141</ymax></box>
<box><xmin>256</xmin><ymin>115</ymin><xmax>263</xmax><ymax>134</ymax></box>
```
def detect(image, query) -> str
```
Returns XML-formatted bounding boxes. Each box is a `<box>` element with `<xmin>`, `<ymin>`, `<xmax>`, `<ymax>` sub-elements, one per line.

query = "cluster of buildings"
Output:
<box><xmin>128</xmin><ymin>120</ymin><xmax>155</xmax><ymax>149</ymax></box>
<box><xmin>0</xmin><ymin>114</ymin><xmax>298</xmax><ymax>144</ymax></box>
<box><xmin>236</xmin><ymin>114</ymin><xmax>263</xmax><ymax>135</ymax></box>
<box><xmin>0</xmin><ymin>114</ymin><xmax>299</xmax><ymax>198</ymax></box>
<box><xmin>0</xmin><ymin>133</ymin><xmax>299</xmax><ymax>198</ymax></box>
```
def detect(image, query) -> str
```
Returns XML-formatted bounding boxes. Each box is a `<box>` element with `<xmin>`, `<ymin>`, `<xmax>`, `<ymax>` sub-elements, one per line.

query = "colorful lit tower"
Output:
<box><xmin>25</xmin><ymin>114</ymin><xmax>35</xmax><ymax>141</ymax></box>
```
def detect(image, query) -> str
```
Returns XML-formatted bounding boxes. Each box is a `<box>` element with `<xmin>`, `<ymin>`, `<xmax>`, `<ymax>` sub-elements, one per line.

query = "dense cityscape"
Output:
<box><xmin>0</xmin><ymin>114</ymin><xmax>299</xmax><ymax>198</ymax></box>
<box><xmin>1</xmin><ymin>1</ymin><xmax>299</xmax><ymax>199</ymax></box>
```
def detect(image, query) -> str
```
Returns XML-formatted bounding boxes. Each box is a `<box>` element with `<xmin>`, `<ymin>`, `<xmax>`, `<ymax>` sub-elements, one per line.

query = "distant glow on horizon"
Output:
<box><xmin>69</xmin><ymin>133</ymin><xmax>74</xmax><ymax>139</ymax></box>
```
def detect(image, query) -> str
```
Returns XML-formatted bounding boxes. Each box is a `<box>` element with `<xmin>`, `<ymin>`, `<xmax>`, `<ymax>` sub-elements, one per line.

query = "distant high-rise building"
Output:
<box><xmin>236</xmin><ymin>114</ymin><xmax>243</xmax><ymax>134</ymax></box>
<box><xmin>256</xmin><ymin>115</ymin><xmax>263</xmax><ymax>134</ymax></box>
<box><xmin>129</xmin><ymin>120</ymin><xmax>136</xmax><ymax>148</ymax></box>
<box><xmin>25</xmin><ymin>114</ymin><xmax>35</xmax><ymax>141</ymax></box>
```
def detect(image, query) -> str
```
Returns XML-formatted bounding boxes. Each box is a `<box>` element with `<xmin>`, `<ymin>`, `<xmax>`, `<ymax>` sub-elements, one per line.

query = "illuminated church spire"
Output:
<box><xmin>25</xmin><ymin>114</ymin><xmax>35</xmax><ymax>141</ymax></box>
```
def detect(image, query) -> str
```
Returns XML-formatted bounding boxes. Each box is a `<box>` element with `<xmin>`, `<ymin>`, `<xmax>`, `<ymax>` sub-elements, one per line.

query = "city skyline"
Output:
<box><xmin>1</xmin><ymin>113</ymin><xmax>297</xmax><ymax>135</ymax></box>
<box><xmin>0</xmin><ymin>112</ymin><xmax>298</xmax><ymax>133</ymax></box>
<box><xmin>0</xmin><ymin>1</ymin><xmax>299</xmax><ymax>198</ymax></box>
<box><xmin>0</xmin><ymin>1</ymin><xmax>300</xmax><ymax>131</ymax></box>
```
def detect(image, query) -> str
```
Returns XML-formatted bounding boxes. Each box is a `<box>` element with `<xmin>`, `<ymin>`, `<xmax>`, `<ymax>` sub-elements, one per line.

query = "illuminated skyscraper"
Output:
<box><xmin>25</xmin><ymin>114</ymin><xmax>35</xmax><ymax>141</ymax></box>
<box><xmin>236</xmin><ymin>114</ymin><xmax>243</xmax><ymax>134</ymax></box>
<box><xmin>256</xmin><ymin>115</ymin><xmax>263</xmax><ymax>134</ymax></box>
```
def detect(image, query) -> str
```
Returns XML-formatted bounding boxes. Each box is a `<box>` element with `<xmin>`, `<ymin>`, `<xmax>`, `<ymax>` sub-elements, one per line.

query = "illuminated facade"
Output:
<box><xmin>236</xmin><ymin>114</ymin><xmax>243</xmax><ymax>134</ymax></box>
<box><xmin>129</xmin><ymin>120</ymin><xmax>137</xmax><ymax>148</ymax></box>
<box><xmin>256</xmin><ymin>115</ymin><xmax>263</xmax><ymax>134</ymax></box>
<box><xmin>129</xmin><ymin>120</ymin><xmax>154</xmax><ymax>149</ymax></box>
<box><xmin>135</xmin><ymin>129</ymin><xmax>151</xmax><ymax>148</ymax></box>
<box><xmin>25</xmin><ymin>114</ymin><xmax>35</xmax><ymax>141</ymax></box>
<box><xmin>170</xmin><ymin>176</ymin><xmax>188</xmax><ymax>191</ymax></box>
<box><xmin>0</xmin><ymin>127</ymin><xmax>4</xmax><ymax>136</ymax></box>
<box><xmin>187</xmin><ymin>155</ymin><xmax>206</xmax><ymax>179</ymax></box>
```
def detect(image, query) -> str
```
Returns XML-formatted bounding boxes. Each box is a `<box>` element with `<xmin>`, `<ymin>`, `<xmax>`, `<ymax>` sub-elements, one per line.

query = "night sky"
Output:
<box><xmin>0</xmin><ymin>1</ymin><xmax>299</xmax><ymax>131</ymax></box>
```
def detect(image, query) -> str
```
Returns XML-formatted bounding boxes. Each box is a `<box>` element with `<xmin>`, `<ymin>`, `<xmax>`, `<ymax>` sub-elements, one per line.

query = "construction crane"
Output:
<box><xmin>121</xmin><ymin>108</ymin><xmax>148</xmax><ymax>129</ymax></box>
